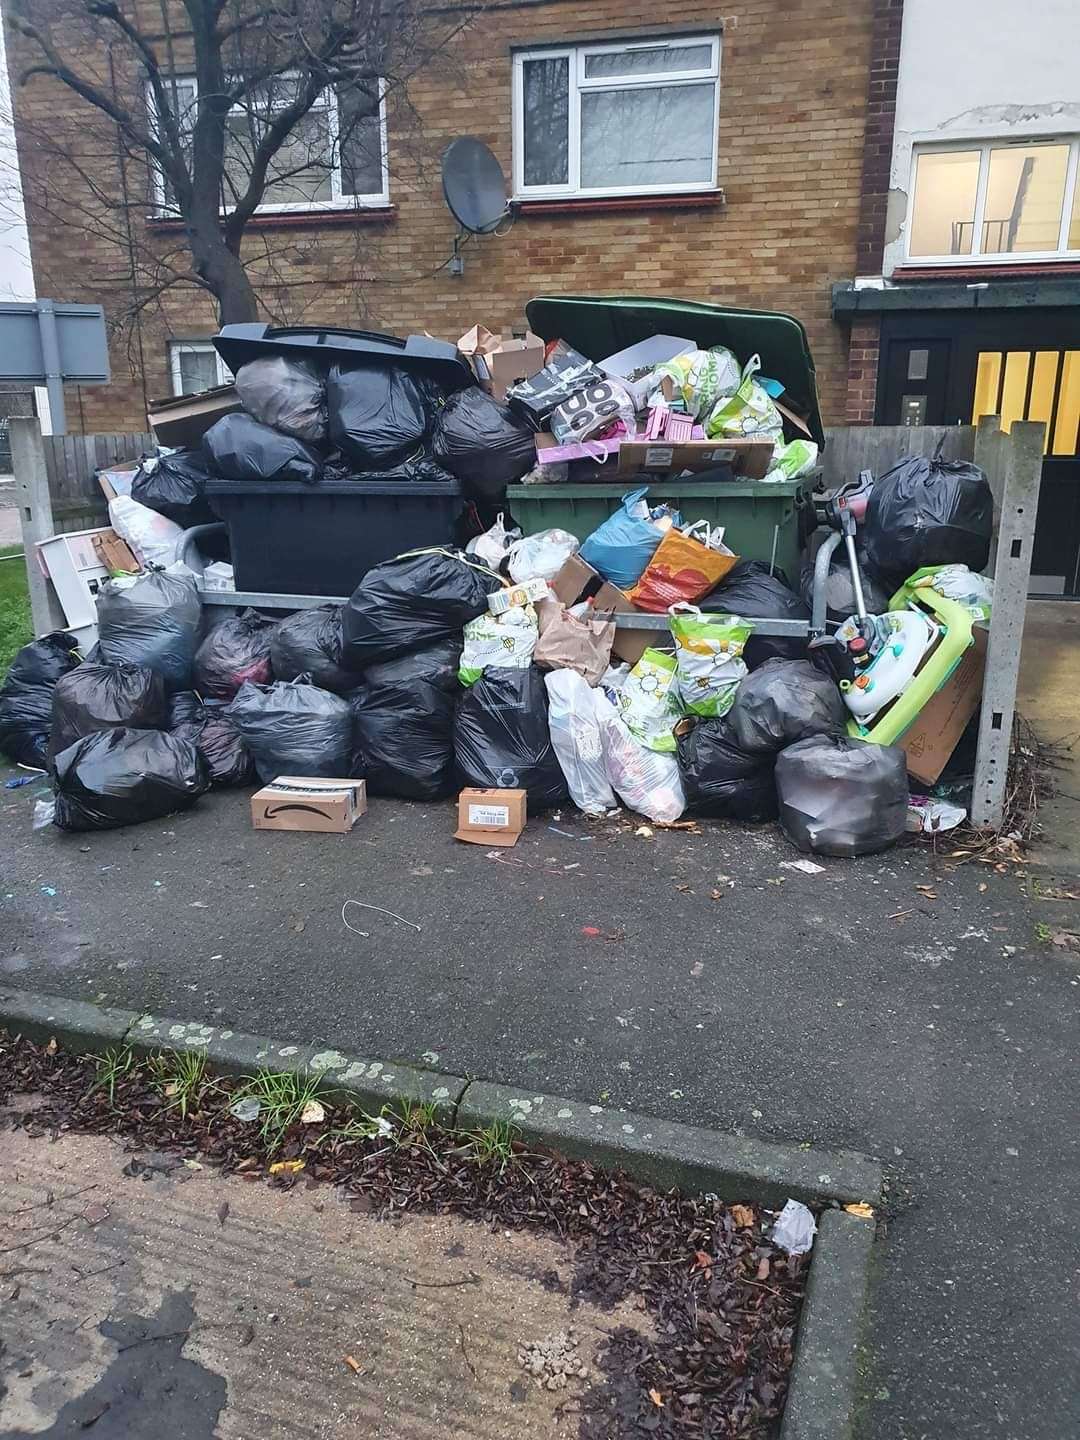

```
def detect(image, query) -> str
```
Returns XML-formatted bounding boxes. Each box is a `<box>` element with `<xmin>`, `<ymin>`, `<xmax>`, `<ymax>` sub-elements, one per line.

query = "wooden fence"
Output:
<box><xmin>820</xmin><ymin>425</ymin><xmax>975</xmax><ymax>488</ymax></box>
<box><xmin>43</xmin><ymin>432</ymin><xmax>151</xmax><ymax>534</ymax></box>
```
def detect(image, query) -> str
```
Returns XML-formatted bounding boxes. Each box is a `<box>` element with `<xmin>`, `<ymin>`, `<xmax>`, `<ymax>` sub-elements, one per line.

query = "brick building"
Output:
<box><xmin>5</xmin><ymin>0</ymin><xmax>896</xmax><ymax>437</ymax></box>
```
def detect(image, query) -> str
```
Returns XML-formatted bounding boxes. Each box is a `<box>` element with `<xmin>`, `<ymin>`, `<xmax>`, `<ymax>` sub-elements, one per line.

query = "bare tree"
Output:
<box><xmin>5</xmin><ymin>0</ymin><xmax>468</xmax><ymax>327</ymax></box>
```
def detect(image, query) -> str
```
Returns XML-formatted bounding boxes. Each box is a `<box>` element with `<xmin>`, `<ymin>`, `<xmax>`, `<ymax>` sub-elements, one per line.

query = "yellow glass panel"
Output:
<box><xmin>1052</xmin><ymin>352</ymin><xmax>1080</xmax><ymax>456</ymax></box>
<box><xmin>999</xmin><ymin>352</ymin><xmax>1031</xmax><ymax>433</ymax></box>
<box><xmin>983</xmin><ymin>144</ymin><xmax>1069</xmax><ymax>254</ymax></box>
<box><xmin>1027</xmin><ymin>351</ymin><xmax>1060</xmax><ymax>453</ymax></box>
<box><xmin>971</xmin><ymin>352</ymin><xmax>1002</xmax><ymax>425</ymax></box>
<box><xmin>909</xmin><ymin>150</ymin><xmax>980</xmax><ymax>257</ymax></box>
<box><xmin>1071</xmin><ymin>177</ymin><xmax>1080</xmax><ymax>250</ymax></box>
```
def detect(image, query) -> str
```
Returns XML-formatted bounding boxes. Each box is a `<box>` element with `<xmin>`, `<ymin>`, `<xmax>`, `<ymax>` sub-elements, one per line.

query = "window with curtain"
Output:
<box><xmin>170</xmin><ymin>342</ymin><xmax>231</xmax><ymax>397</ymax></box>
<box><xmin>513</xmin><ymin>37</ymin><xmax>721</xmax><ymax>199</ymax></box>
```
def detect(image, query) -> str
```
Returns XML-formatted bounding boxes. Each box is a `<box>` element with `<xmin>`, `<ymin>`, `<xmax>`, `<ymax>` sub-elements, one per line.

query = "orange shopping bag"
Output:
<box><xmin>628</xmin><ymin>522</ymin><xmax>739</xmax><ymax>613</ymax></box>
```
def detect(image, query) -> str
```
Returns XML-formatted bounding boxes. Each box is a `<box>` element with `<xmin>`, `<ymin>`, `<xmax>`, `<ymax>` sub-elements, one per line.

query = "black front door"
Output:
<box><xmin>877</xmin><ymin>312</ymin><xmax>1080</xmax><ymax>596</ymax></box>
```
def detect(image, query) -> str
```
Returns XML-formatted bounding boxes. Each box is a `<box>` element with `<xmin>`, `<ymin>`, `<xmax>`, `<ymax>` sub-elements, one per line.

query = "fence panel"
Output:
<box><xmin>42</xmin><ymin>431</ymin><xmax>150</xmax><ymax>534</ymax></box>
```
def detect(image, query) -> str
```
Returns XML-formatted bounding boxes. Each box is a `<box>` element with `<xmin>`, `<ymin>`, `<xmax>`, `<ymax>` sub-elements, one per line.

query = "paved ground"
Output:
<box><xmin>2</xmin><ymin>763</ymin><xmax>1079</xmax><ymax>1440</ymax></box>
<box><xmin>1</xmin><ymin>1123</ymin><xmax>636</xmax><ymax>1437</ymax></box>
<box><xmin>0</xmin><ymin>499</ymin><xmax>20</xmax><ymax>549</ymax></box>
<box><xmin>1018</xmin><ymin>600</ymin><xmax>1080</xmax><ymax>871</ymax></box>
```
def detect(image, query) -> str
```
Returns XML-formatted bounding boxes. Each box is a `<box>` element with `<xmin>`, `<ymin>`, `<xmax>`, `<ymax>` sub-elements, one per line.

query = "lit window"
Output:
<box><xmin>170</xmin><ymin>342</ymin><xmax>231</xmax><ymax>397</ymax></box>
<box><xmin>513</xmin><ymin>36</ymin><xmax>721</xmax><ymax>199</ymax></box>
<box><xmin>150</xmin><ymin>74</ymin><xmax>388</xmax><ymax>216</ymax></box>
<box><xmin>906</xmin><ymin>140</ymin><xmax>1080</xmax><ymax>262</ymax></box>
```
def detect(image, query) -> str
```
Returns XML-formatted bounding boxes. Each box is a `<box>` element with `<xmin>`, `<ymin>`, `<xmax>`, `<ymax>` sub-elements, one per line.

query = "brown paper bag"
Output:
<box><xmin>534</xmin><ymin>605</ymin><xmax>615</xmax><ymax>686</ymax></box>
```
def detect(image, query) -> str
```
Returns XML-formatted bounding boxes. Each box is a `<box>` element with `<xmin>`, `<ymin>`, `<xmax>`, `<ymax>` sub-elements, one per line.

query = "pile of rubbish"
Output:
<box><xmin>0</xmin><ymin>441</ymin><xmax>996</xmax><ymax>857</ymax></box>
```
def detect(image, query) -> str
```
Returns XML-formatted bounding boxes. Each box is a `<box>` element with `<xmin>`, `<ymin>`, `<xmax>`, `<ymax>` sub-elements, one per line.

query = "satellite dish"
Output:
<box><xmin>442</xmin><ymin>137</ymin><xmax>510</xmax><ymax>235</ymax></box>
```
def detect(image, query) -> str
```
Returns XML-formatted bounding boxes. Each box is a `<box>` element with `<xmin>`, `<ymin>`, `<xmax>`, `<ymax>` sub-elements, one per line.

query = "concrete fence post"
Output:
<box><xmin>970</xmin><ymin>420</ymin><xmax>1044</xmax><ymax>831</ymax></box>
<box><xmin>10</xmin><ymin>415</ymin><xmax>64</xmax><ymax>637</ymax></box>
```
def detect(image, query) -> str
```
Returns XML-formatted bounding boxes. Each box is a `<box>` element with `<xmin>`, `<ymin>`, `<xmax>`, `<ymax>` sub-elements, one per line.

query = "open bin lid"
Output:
<box><xmin>213</xmin><ymin>324</ymin><xmax>474</xmax><ymax>391</ymax></box>
<box><xmin>525</xmin><ymin>294</ymin><xmax>825</xmax><ymax>447</ymax></box>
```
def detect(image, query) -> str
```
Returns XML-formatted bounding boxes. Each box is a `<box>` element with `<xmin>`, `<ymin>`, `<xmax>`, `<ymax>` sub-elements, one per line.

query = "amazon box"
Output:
<box><xmin>251</xmin><ymin>776</ymin><xmax>367</xmax><ymax>834</ymax></box>
<box><xmin>455</xmin><ymin>787</ymin><xmax>526</xmax><ymax>846</ymax></box>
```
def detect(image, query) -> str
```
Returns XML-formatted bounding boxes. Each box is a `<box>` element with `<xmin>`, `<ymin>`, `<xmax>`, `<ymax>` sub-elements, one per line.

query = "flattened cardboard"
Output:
<box><xmin>251</xmin><ymin>776</ymin><xmax>367</xmax><ymax>834</ymax></box>
<box><xmin>899</xmin><ymin>627</ymin><xmax>988</xmax><ymax>787</ymax></box>
<box><xmin>454</xmin><ymin>787</ymin><xmax>527</xmax><ymax>846</ymax></box>
<box><xmin>459</xmin><ymin>327</ymin><xmax>544</xmax><ymax>401</ymax></box>
<box><xmin>551</xmin><ymin>554</ymin><xmax>653</xmax><ymax>665</ymax></box>
<box><xmin>91</xmin><ymin>529</ymin><xmax>140</xmax><ymax>576</ymax></box>
<box><xmin>616</xmin><ymin>438</ymin><xmax>774</xmax><ymax>480</ymax></box>
<box><xmin>148</xmin><ymin>383</ymin><xmax>240</xmax><ymax>449</ymax></box>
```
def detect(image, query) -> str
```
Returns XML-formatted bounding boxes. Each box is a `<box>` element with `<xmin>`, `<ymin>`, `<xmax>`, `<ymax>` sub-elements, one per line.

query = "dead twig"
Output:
<box><xmin>405</xmin><ymin>1271</ymin><xmax>481</xmax><ymax>1289</ymax></box>
<box><xmin>458</xmin><ymin>1322</ymin><xmax>478</xmax><ymax>1380</ymax></box>
<box><xmin>7</xmin><ymin>1183</ymin><xmax>99</xmax><ymax>1216</ymax></box>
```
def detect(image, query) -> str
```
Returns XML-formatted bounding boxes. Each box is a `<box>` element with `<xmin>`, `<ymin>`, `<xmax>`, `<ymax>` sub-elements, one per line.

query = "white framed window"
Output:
<box><xmin>169</xmin><ymin>341</ymin><xmax>231</xmax><ymax>396</ymax></box>
<box><xmin>149</xmin><ymin>74</ymin><xmax>389</xmax><ymax>217</ymax></box>
<box><xmin>512</xmin><ymin>35</ymin><xmax>721</xmax><ymax>200</ymax></box>
<box><xmin>905</xmin><ymin>138</ymin><xmax>1080</xmax><ymax>264</ymax></box>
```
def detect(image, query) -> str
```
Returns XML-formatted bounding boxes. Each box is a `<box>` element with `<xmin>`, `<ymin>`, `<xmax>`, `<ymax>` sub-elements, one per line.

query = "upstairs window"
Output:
<box><xmin>513</xmin><ymin>36</ymin><xmax>721</xmax><ymax>199</ymax></box>
<box><xmin>150</xmin><ymin>74</ymin><xmax>388</xmax><ymax>216</ymax></box>
<box><xmin>906</xmin><ymin>139</ymin><xmax>1080</xmax><ymax>263</ymax></box>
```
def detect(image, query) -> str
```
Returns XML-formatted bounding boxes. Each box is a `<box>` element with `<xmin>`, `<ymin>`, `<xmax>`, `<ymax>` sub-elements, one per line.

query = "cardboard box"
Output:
<box><xmin>148</xmin><ymin>383</ymin><xmax>240</xmax><ymax>449</ymax></box>
<box><xmin>487</xmin><ymin>577</ymin><xmax>549</xmax><ymax>615</ymax></box>
<box><xmin>598</xmin><ymin>334</ymin><xmax>694</xmax><ymax>409</ymax></box>
<box><xmin>91</xmin><ymin>529</ymin><xmax>140</xmax><ymax>577</ymax></box>
<box><xmin>616</xmin><ymin>438</ymin><xmax>774</xmax><ymax>480</ymax></box>
<box><xmin>551</xmin><ymin>553</ymin><xmax>654</xmax><ymax>665</ymax></box>
<box><xmin>534</xmin><ymin>430</ymin><xmax>622</xmax><ymax>468</ymax></box>
<box><xmin>458</xmin><ymin>327</ymin><xmax>544</xmax><ymax>402</ymax></box>
<box><xmin>251</xmin><ymin>777</ymin><xmax>367</xmax><ymax>834</ymax></box>
<box><xmin>454</xmin><ymin>787</ymin><xmax>527</xmax><ymax>847</ymax></box>
<box><xmin>899</xmin><ymin>627</ymin><xmax>988</xmax><ymax>787</ymax></box>
<box><xmin>97</xmin><ymin>463</ymin><xmax>139</xmax><ymax>501</ymax></box>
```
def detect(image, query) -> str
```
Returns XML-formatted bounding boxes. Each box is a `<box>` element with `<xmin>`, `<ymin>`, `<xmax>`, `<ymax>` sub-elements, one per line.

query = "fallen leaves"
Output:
<box><xmin>648</xmin><ymin>1387</ymin><xmax>664</xmax><ymax>1407</ymax></box>
<box><xmin>300</xmin><ymin>1100</ymin><xmax>326</xmax><ymax>1125</ymax></box>
<box><xmin>844</xmin><ymin>1203</ymin><xmax>875</xmax><ymax>1220</ymax></box>
<box><xmin>756</xmin><ymin>1257</ymin><xmax>771</xmax><ymax>1281</ymax></box>
<box><xmin>343</xmin><ymin>1354</ymin><xmax>364</xmax><ymax>1376</ymax></box>
<box><xmin>915</xmin><ymin>885</ymin><xmax>938</xmax><ymax>900</ymax></box>
<box><xmin>729</xmin><ymin>1204</ymin><xmax>755</xmax><ymax>1228</ymax></box>
<box><xmin>217</xmin><ymin>1201</ymin><xmax>229</xmax><ymax>1228</ymax></box>
<box><xmin>1050</xmin><ymin>930</ymin><xmax>1080</xmax><ymax>952</ymax></box>
<box><xmin>268</xmin><ymin>1159</ymin><xmax>305</xmax><ymax>1176</ymax></box>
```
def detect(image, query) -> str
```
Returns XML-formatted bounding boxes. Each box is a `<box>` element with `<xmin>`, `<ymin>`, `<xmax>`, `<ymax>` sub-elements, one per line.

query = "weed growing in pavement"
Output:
<box><xmin>1035</xmin><ymin>921</ymin><xmax>1053</xmax><ymax>943</ymax></box>
<box><xmin>466</xmin><ymin>1118</ymin><xmax>519</xmax><ymax>1174</ymax></box>
<box><xmin>394</xmin><ymin>1096</ymin><xmax>439</xmax><ymax>1132</ymax></box>
<box><xmin>90</xmin><ymin>1045</ymin><xmax>134</xmax><ymax>1107</ymax></box>
<box><xmin>232</xmin><ymin>1068</ymin><xmax>326</xmax><ymax>1154</ymax></box>
<box><xmin>146</xmin><ymin>1049</ymin><xmax>210</xmax><ymax>1120</ymax></box>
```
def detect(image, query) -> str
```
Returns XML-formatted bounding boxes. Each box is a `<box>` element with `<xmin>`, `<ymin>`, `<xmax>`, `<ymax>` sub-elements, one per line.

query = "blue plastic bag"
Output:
<box><xmin>579</xmin><ymin>488</ymin><xmax>682</xmax><ymax>591</ymax></box>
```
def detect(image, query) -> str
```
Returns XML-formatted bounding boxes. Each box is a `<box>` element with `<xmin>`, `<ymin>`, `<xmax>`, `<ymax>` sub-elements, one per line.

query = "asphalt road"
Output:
<box><xmin>2</xmin><ymin>772</ymin><xmax>1079</xmax><ymax>1439</ymax></box>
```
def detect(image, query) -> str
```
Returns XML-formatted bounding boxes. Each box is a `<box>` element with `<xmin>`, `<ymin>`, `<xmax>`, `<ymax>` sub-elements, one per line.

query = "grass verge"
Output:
<box><xmin>0</xmin><ymin>544</ymin><xmax>31</xmax><ymax>680</ymax></box>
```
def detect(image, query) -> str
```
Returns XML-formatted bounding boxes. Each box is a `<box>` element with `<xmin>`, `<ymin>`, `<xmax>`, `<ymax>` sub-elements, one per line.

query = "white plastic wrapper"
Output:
<box><xmin>507</xmin><ymin>529</ymin><xmax>579</xmax><ymax>584</ymax></box>
<box><xmin>770</xmin><ymin>1199</ymin><xmax>817</xmax><ymax>1255</ymax></box>
<box><xmin>458</xmin><ymin>605</ymin><xmax>538</xmax><ymax>685</ymax></box>
<box><xmin>922</xmin><ymin>564</ymin><xmax>993</xmax><ymax>622</ymax></box>
<box><xmin>594</xmin><ymin>691</ymin><xmax>685</xmax><ymax>824</ymax></box>
<box><xmin>907</xmin><ymin>796</ymin><xmax>966</xmax><ymax>833</ymax></box>
<box><xmin>466</xmin><ymin>512</ymin><xmax>522</xmax><ymax>570</ymax></box>
<box><xmin>108</xmin><ymin>494</ymin><xmax>183</xmax><ymax>569</ymax></box>
<box><xmin>544</xmin><ymin>670</ymin><xmax>617</xmax><ymax>816</ymax></box>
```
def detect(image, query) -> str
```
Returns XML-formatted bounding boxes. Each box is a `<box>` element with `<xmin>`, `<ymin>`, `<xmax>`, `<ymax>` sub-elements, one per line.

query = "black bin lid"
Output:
<box><xmin>213</xmin><ymin>324</ymin><xmax>473</xmax><ymax>390</ymax></box>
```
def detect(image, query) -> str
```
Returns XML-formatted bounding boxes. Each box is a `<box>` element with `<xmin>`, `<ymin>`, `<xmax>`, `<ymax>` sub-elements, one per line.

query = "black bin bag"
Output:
<box><xmin>800</xmin><ymin>531</ymin><xmax>890</xmax><ymax>623</ymax></box>
<box><xmin>203</xmin><ymin>412</ymin><xmax>323</xmax><ymax>485</ymax></box>
<box><xmin>776</xmin><ymin>733</ymin><xmax>909</xmax><ymax>857</ymax></box>
<box><xmin>361</xmin><ymin>636</ymin><xmax>462</xmax><ymax>694</ymax></box>
<box><xmin>168</xmin><ymin>690</ymin><xmax>255</xmax><ymax>787</ymax></box>
<box><xmin>131</xmin><ymin>448</ymin><xmax>216</xmax><ymax>529</ymax></box>
<box><xmin>727</xmin><ymin>659</ymin><xmax>847</xmax><ymax>755</ymax></box>
<box><xmin>349</xmin><ymin>679</ymin><xmax>456</xmax><ymax>801</ymax></box>
<box><xmin>96</xmin><ymin>568</ymin><xmax>202</xmax><ymax>693</ymax></box>
<box><xmin>676</xmin><ymin>717</ymin><xmax>778</xmax><ymax>822</ymax></box>
<box><xmin>341</xmin><ymin>548</ymin><xmax>502</xmax><ymax>670</ymax></box>
<box><xmin>234</xmin><ymin>356</ymin><xmax>327</xmax><ymax>443</ymax></box>
<box><xmin>193</xmin><ymin>609</ymin><xmax>275</xmax><ymax>700</ymax></box>
<box><xmin>432</xmin><ymin>388</ymin><xmax>536</xmax><ymax>501</ymax></box>
<box><xmin>863</xmin><ymin>454</ymin><xmax>993</xmax><ymax>588</ymax></box>
<box><xmin>327</xmin><ymin>364</ymin><xmax>434</xmax><ymax>470</ymax></box>
<box><xmin>270</xmin><ymin>606</ymin><xmax>354</xmax><ymax>694</ymax></box>
<box><xmin>225</xmin><ymin>676</ymin><xmax>354</xmax><ymax>782</ymax></box>
<box><xmin>49</xmin><ymin>663</ymin><xmax>166</xmax><ymax>763</ymax></box>
<box><xmin>701</xmin><ymin>562</ymin><xmax>809</xmax><ymax>669</ymax></box>
<box><xmin>52</xmin><ymin>727</ymin><xmax>210</xmax><ymax>832</ymax></box>
<box><xmin>453</xmin><ymin>666</ymin><xmax>568</xmax><ymax>811</ymax></box>
<box><xmin>0</xmin><ymin>631</ymin><xmax>81</xmax><ymax>768</ymax></box>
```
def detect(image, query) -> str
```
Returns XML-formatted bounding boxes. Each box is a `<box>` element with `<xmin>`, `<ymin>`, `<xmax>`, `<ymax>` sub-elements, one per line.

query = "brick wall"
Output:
<box><xmin>11</xmin><ymin>0</ymin><xmax>877</xmax><ymax>435</ymax></box>
<box><xmin>844</xmin><ymin>318</ymin><xmax>881</xmax><ymax>424</ymax></box>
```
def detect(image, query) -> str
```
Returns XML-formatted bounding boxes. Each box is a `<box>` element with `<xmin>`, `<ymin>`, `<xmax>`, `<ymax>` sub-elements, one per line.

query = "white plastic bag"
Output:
<box><xmin>507</xmin><ymin>528</ymin><xmax>579</xmax><ymax>584</ymax></box>
<box><xmin>770</xmin><ymin>1199</ymin><xmax>817</xmax><ymax>1255</ymax></box>
<box><xmin>922</xmin><ymin>564</ymin><xmax>993</xmax><ymax>622</ymax></box>
<box><xmin>108</xmin><ymin>494</ymin><xmax>183</xmax><ymax>569</ymax></box>
<box><xmin>466</xmin><ymin>512</ymin><xmax>522</xmax><ymax>570</ymax></box>
<box><xmin>594</xmin><ymin>691</ymin><xmax>685</xmax><ymax>824</ymax></box>
<box><xmin>544</xmin><ymin>670</ymin><xmax>617</xmax><ymax>816</ymax></box>
<box><xmin>458</xmin><ymin>604</ymin><xmax>538</xmax><ymax>686</ymax></box>
<box><xmin>617</xmin><ymin>648</ymin><xmax>682</xmax><ymax>753</ymax></box>
<box><xmin>670</xmin><ymin>605</ymin><xmax>752</xmax><ymax>718</ymax></box>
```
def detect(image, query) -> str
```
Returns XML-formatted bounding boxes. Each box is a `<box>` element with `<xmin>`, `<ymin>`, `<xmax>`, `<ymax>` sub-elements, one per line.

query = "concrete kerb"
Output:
<box><xmin>0</xmin><ymin>989</ymin><xmax>880</xmax><ymax>1439</ymax></box>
